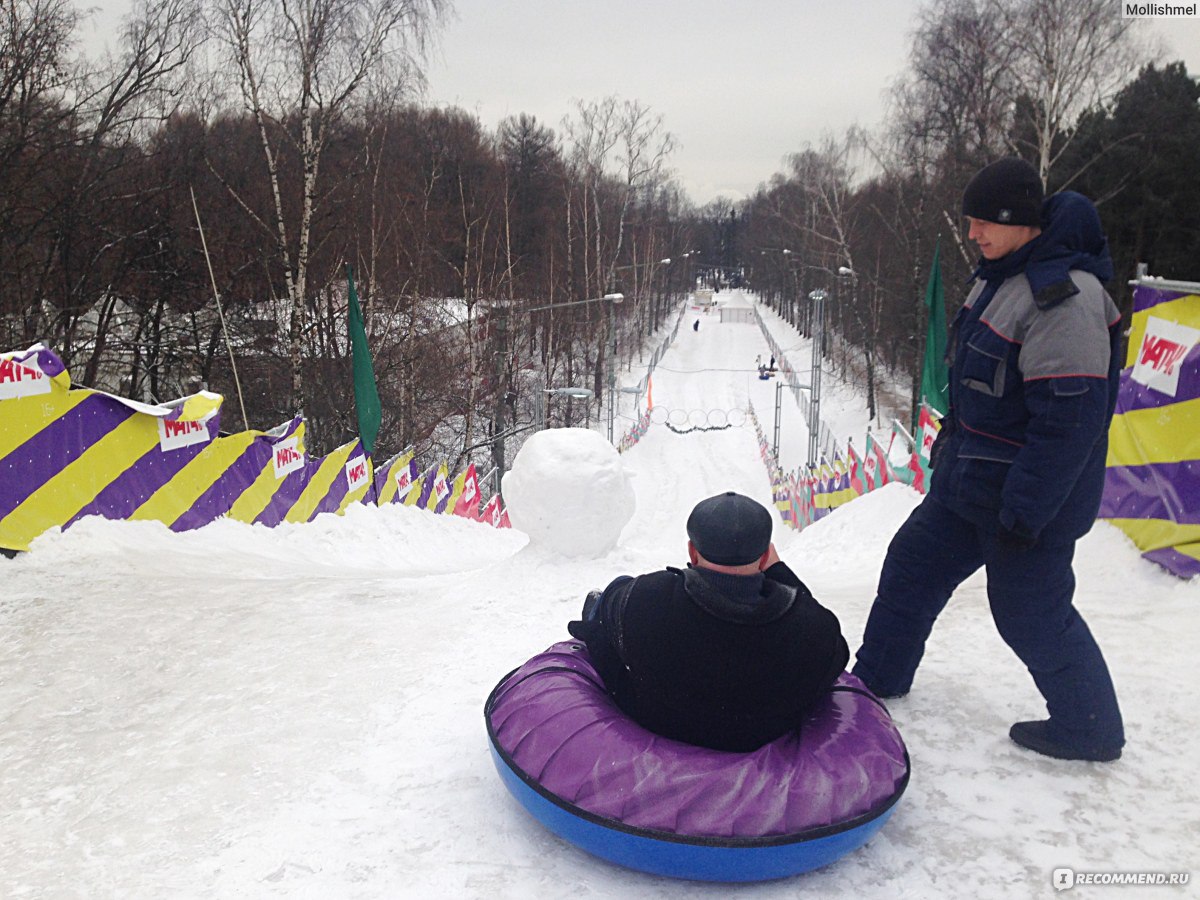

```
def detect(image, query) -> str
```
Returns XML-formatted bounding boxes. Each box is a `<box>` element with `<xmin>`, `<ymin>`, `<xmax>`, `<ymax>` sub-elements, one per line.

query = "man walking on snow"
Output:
<box><xmin>852</xmin><ymin>158</ymin><xmax>1125</xmax><ymax>762</ymax></box>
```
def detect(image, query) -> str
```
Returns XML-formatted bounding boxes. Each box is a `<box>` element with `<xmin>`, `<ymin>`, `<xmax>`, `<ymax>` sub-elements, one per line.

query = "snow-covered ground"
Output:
<box><xmin>3</xmin><ymin>291</ymin><xmax>1198</xmax><ymax>899</ymax></box>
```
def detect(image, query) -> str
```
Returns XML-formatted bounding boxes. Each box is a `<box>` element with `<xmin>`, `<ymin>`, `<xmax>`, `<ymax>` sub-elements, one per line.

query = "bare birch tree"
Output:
<box><xmin>562</xmin><ymin>96</ymin><xmax>674</xmax><ymax>400</ymax></box>
<box><xmin>209</xmin><ymin>0</ymin><xmax>445</xmax><ymax>412</ymax></box>
<box><xmin>892</xmin><ymin>0</ymin><xmax>1018</xmax><ymax>171</ymax></box>
<box><xmin>1005</xmin><ymin>0</ymin><xmax>1144</xmax><ymax>184</ymax></box>
<box><xmin>0</xmin><ymin>0</ymin><xmax>198</xmax><ymax>362</ymax></box>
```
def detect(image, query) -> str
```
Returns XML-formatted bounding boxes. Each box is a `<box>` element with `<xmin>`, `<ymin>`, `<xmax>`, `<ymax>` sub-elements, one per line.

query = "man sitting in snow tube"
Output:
<box><xmin>568</xmin><ymin>491</ymin><xmax>849</xmax><ymax>752</ymax></box>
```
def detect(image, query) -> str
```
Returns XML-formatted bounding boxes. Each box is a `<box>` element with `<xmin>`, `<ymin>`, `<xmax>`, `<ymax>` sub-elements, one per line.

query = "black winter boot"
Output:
<box><xmin>1009</xmin><ymin>720</ymin><xmax>1122</xmax><ymax>762</ymax></box>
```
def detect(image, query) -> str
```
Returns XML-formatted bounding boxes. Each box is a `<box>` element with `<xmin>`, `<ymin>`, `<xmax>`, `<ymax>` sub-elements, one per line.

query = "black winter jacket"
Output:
<box><xmin>568</xmin><ymin>561</ymin><xmax>849</xmax><ymax>752</ymax></box>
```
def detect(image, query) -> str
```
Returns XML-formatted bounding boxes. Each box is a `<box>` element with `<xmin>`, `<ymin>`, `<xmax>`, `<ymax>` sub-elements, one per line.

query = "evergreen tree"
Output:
<box><xmin>1058</xmin><ymin>62</ymin><xmax>1200</xmax><ymax>305</ymax></box>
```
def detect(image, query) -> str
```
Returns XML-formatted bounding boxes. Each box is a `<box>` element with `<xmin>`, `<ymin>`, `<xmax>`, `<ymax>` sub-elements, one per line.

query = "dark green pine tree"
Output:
<box><xmin>1057</xmin><ymin>62</ymin><xmax>1200</xmax><ymax>308</ymax></box>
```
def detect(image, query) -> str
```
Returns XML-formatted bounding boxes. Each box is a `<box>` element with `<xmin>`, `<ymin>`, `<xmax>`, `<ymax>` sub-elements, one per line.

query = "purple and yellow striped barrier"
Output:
<box><xmin>403</xmin><ymin>461</ymin><xmax>450</xmax><ymax>510</ymax></box>
<box><xmin>1100</xmin><ymin>281</ymin><xmax>1200</xmax><ymax>578</ymax></box>
<box><xmin>374</xmin><ymin>449</ymin><xmax>418</xmax><ymax>505</ymax></box>
<box><xmin>1</xmin><ymin>345</ymin><xmax>373</xmax><ymax>552</ymax></box>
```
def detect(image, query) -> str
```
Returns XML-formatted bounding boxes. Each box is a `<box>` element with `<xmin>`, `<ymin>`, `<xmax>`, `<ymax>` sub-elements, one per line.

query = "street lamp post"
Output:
<box><xmin>836</xmin><ymin>265</ymin><xmax>855</xmax><ymax>361</ymax></box>
<box><xmin>807</xmin><ymin>288</ymin><xmax>826</xmax><ymax>467</ymax></box>
<box><xmin>490</xmin><ymin>292</ymin><xmax>625</xmax><ymax>482</ymax></box>
<box><xmin>750</xmin><ymin>248</ymin><xmax>856</xmax><ymax>466</ymax></box>
<box><xmin>610</xmin><ymin>258</ymin><xmax>673</xmax><ymax>337</ymax></box>
<box><xmin>758</xmin><ymin>248</ymin><xmax>796</xmax><ymax>319</ymax></box>
<box><xmin>652</xmin><ymin>259</ymin><xmax>670</xmax><ymax>334</ymax></box>
<box><xmin>541</xmin><ymin>386</ymin><xmax>594</xmax><ymax>430</ymax></box>
<box><xmin>526</xmin><ymin>293</ymin><xmax>625</xmax><ymax>443</ymax></box>
<box><xmin>605</xmin><ymin>292</ymin><xmax>624</xmax><ymax>443</ymax></box>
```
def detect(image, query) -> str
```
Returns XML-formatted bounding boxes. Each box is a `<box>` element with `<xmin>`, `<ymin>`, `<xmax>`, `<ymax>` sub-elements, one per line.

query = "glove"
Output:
<box><xmin>568</xmin><ymin>589</ymin><xmax>605</xmax><ymax>645</ymax></box>
<box><xmin>996</xmin><ymin>523</ymin><xmax>1036</xmax><ymax>554</ymax></box>
<box><xmin>567</xmin><ymin>618</ymin><xmax>602</xmax><ymax>645</ymax></box>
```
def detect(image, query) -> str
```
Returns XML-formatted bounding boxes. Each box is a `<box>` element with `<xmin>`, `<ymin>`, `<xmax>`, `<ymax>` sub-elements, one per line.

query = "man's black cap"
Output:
<box><xmin>961</xmin><ymin>157</ymin><xmax>1043</xmax><ymax>226</ymax></box>
<box><xmin>686</xmin><ymin>492</ymin><xmax>772</xmax><ymax>566</ymax></box>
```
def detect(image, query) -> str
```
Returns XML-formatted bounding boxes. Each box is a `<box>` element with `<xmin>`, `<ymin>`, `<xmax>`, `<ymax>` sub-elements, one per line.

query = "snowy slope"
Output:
<box><xmin>3</xmin><ymin>291</ymin><xmax>1198</xmax><ymax>899</ymax></box>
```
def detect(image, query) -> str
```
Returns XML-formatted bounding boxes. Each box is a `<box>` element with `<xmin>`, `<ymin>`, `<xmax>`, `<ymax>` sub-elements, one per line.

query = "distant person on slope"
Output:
<box><xmin>852</xmin><ymin>157</ymin><xmax>1125</xmax><ymax>762</ymax></box>
<box><xmin>569</xmin><ymin>492</ymin><xmax>849</xmax><ymax>752</ymax></box>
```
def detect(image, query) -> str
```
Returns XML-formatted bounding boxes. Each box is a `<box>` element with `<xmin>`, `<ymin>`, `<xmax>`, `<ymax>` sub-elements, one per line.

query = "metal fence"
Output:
<box><xmin>750</xmin><ymin>305</ymin><xmax>841</xmax><ymax>461</ymax></box>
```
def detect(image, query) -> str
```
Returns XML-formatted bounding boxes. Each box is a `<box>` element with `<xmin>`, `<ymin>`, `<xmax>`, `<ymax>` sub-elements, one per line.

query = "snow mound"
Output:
<box><xmin>501</xmin><ymin>428</ymin><xmax>635</xmax><ymax>558</ymax></box>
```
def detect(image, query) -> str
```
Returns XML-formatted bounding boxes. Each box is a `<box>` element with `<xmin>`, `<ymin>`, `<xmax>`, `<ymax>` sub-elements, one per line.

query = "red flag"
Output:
<box><xmin>907</xmin><ymin>404</ymin><xmax>939</xmax><ymax>494</ymax></box>
<box><xmin>451</xmin><ymin>464</ymin><xmax>481</xmax><ymax>519</ymax></box>
<box><xmin>479</xmin><ymin>494</ymin><xmax>502</xmax><ymax>527</ymax></box>
<box><xmin>865</xmin><ymin>433</ymin><xmax>891</xmax><ymax>491</ymax></box>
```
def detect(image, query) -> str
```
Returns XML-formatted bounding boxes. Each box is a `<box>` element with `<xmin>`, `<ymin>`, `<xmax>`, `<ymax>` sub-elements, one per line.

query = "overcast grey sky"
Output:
<box><xmin>423</xmin><ymin>0</ymin><xmax>917</xmax><ymax>204</ymax></box>
<box><xmin>85</xmin><ymin>2</ymin><xmax>1200</xmax><ymax>205</ymax></box>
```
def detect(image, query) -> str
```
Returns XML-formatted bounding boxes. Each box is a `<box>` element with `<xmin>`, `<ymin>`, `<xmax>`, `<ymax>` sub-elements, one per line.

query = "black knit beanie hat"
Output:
<box><xmin>686</xmin><ymin>492</ymin><xmax>772</xmax><ymax>566</ymax></box>
<box><xmin>961</xmin><ymin>158</ymin><xmax>1043</xmax><ymax>226</ymax></box>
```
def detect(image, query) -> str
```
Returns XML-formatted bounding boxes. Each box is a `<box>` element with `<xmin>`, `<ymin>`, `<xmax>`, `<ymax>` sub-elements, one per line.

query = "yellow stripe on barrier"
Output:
<box><xmin>827</xmin><ymin>486</ymin><xmax>860</xmax><ymax>509</ymax></box>
<box><xmin>175</xmin><ymin>393</ymin><xmax>223</xmax><ymax>422</ymax></box>
<box><xmin>1126</xmin><ymin>293</ymin><xmax>1200</xmax><ymax>368</ymax></box>
<box><xmin>0</xmin><ymin>412</ymin><xmax>159</xmax><ymax>547</ymax></box>
<box><xmin>423</xmin><ymin>463</ymin><xmax>449</xmax><ymax>511</ymax></box>
<box><xmin>1104</xmin><ymin>517</ymin><xmax>1200</xmax><ymax>554</ymax></box>
<box><xmin>403</xmin><ymin>476</ymin><xmax>425</xmax><ymax>506</ymax></box>
<box><xmin>377</xmin><ymin>466</ymin><xmax>398</xmax><ymax>505</ymax></box>
<box><xmin>225</xmin><ymin>459</ymin><xmax>285</xmax><ymax>524</ymax></box>
<box><xmin>226</xmin><ymin>425</ymin><xmax>307</xmax><ymax>524</ymax></box>
<box><xmin>286</xmin><ymin>442</ymin><xmax>354</xmax><ymax>523</ymax></box>
<box><xmin>0</xmin><ymin>390</ymin><xmax>92</xmax><ymax>459</ymax></box>
<box><xmin>377</xmin><ymin>478</ymin><xmax>396</xmax><ymax>505</ymax></box>
<box><xmin>376</xmin><ymin>451</ymin><xmax>414</xmax><ymax>505</ymax></box>
<box><xmin>129</xmin><ymin>431</ymin><xmax>259</xmax><ymax>525</ymax></box>
<box><xmin>1107</xmin><ymin>396</ymin><xmax>1200</xmax><ymax>467</ymax></box>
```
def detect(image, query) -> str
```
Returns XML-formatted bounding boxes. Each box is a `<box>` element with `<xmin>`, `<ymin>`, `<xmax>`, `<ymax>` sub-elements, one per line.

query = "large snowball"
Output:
<box><xmin>502</xmin><ymin>428</ymin><xmax>635</xmax><ymax>558</ymax></box>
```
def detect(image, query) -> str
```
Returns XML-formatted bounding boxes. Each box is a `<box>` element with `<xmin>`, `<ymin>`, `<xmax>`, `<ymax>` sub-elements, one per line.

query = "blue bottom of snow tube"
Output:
<box><xmin>486</xmin><ymin>643</ymin><xmax>909</xmax><ymax>883</ymax></box>
<box><xmin>488</xmin><ymin>741</ymin><xmax>899</xmax><ymax>882</ymax></box>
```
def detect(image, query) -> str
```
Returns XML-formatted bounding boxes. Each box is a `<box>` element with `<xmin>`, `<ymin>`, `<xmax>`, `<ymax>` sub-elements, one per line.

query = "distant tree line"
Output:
<box><xmin>0</xmin><ymin>0</ymin><xmax>703</xmax><ymax>477</ymax></box>
<box><xmin>3</xmin><ymin>0</ymin><xmax>1197</xmax><ymax>475</ymax></box>
<box><xmin>741</xmin><ymin>0</ymin><xmax>1200</xmax><ymax>427</ymax></box>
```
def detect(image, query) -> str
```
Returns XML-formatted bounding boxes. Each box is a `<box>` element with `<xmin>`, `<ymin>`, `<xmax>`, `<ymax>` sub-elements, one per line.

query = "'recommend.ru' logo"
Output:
<box><xmin>1053</xmin><ymin>868</ymin><xmax>1075</xmax><ymax>890</ymax></box>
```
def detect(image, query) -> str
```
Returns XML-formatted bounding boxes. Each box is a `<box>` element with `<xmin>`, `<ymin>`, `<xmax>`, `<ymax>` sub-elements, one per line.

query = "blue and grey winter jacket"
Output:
<box><xmin>930</xmin><ymin>192</ymin><xmax>1123</xmax><ymax>543</ymax></box>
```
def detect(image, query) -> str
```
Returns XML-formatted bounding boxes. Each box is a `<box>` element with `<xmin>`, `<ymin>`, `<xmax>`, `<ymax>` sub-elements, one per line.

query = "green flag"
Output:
<box><xmin>347</xmin><ymin>265</ymin><xmax>382</xmax><ymax>456</ymax></box>
<box><xmin>920</xmin><ymin>238</ymin><xmax>949</xmax><ymax>417</ymax></box>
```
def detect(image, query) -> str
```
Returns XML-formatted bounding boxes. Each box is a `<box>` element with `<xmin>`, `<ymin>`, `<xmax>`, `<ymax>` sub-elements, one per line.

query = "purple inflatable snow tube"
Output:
<box><xmin>486</xmin><ymin>641</ymin><xmax>909</xmax><ymax>879</ymax></box>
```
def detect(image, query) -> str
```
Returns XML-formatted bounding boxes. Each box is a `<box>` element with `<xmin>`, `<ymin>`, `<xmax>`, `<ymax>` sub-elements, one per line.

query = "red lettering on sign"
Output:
<box><xmin>1140</xmin><ymin>335</ymin><xmax>1189</xmax><ymax>375</ymax></box>
<box><xmin>0</xmin><ymin>358</ymin><xmax>41</xmax><ymax>384</ymax></box>
<box><xmin>348</xmin><ymin>462</ymin><xmax>366</xmax><ymax>482</ymax></box>
<box><xmin>276</xmin><ymin>447</ymin><xmax>301</xmax><ymax>466</ymax></box>
<box><xmin>162</xmin><ymin>419</ymin><xmax>203</xmax><ymax>438</ymax></box>
<box><xmin>1162</xmin><ymin>344</ymin><xmax>1188</xmax><ymax>375</ymax></box>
